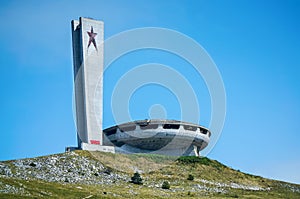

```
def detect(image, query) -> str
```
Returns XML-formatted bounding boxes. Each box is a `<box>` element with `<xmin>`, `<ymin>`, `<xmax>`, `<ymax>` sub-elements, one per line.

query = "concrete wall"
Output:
<box><xmin>71</xmin><ymin>17</ymin><xmax>104</xmax><ymax>148</ymax></box>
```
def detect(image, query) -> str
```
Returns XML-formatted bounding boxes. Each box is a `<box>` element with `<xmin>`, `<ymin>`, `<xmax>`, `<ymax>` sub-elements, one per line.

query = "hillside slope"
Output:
<box><xmin>0</xmin><ymin>151</ymin><xmax>299</xmax><ymax>198</ymax></box>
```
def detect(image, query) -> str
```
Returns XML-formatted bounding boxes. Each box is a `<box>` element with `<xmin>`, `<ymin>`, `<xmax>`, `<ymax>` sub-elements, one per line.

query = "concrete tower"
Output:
<box><xmin>70</xmin><ymin>17</ymin><xmax>114</xmax><ymax>152</ymax></box>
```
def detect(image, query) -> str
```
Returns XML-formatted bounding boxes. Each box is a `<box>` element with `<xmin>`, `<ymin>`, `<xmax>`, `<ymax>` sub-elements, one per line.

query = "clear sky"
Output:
<box><xmin>0</xmin><ymin>0</ymin><xmax>299</xmax><ymax>184</ymax></box>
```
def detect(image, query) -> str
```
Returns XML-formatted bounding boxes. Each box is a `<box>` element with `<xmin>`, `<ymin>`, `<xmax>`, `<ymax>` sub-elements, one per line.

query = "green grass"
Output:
<box><xmin>1</xmin><ymin>175</ymin><xmax>299</xmax><ymax>199</ymax></box>
<box><xmin>1</xmin><ymin>151</ymin><xmax>300</xmax><ymax>199</ymax></box>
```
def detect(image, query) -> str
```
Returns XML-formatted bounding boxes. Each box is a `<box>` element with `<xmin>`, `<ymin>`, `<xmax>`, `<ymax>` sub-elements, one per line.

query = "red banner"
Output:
<box><xmin>90</xmin><ymin>140</ymin><xmax>100</xmax><ymax>145</ymax></box>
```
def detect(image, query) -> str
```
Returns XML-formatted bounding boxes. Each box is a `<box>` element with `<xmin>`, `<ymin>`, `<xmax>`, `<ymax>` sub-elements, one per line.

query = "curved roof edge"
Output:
<box><xmin>103</xmin><ymin>119</ymin><xmax>210</xmax><ymax>132</ymax></box>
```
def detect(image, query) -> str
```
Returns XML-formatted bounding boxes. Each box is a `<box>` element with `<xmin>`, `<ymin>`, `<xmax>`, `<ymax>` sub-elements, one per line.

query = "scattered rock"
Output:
<box><xmin>0</xmin><ymin>152</ymin><xmax>128</xmax><ymax>185</ymax></box>
<box><xmin>0</xmin><ymin>164</ymin><xmax>12</xmax><ymax>176</ymax></box>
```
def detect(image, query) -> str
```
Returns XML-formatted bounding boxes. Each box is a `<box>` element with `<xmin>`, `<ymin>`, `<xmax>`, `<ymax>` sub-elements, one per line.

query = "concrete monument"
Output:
<box><xmin>68</xmin><ymin>17</ymin><xmax>210</xmax><ymax>156</ymax></box>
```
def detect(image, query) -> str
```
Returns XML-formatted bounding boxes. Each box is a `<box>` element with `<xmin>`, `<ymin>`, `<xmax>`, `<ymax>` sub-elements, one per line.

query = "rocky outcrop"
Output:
<box><xmin>0</xmin><ymin>152</ymin><xmax>128</xmax><ymax>184</ymax></box>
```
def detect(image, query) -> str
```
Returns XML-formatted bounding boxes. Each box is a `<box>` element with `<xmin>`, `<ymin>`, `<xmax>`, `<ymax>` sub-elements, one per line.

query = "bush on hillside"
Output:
<box><xmin>177</xmin><ymin>156</ymin><xmax>225</xmax><ymax>170</ymax></box>
<box><xmin>130</xmin><ymin>172</ymin><xmax>143</xmax><ymax>185</ymax></box>
<box><xmin>161</xmin><ymin>181</ymin><xmax>170</xmax><ymax>189</ymax></box>
<box><xmin>177</xmin><ymin>156</ymin><xmax>210</xmax><ymax>165</ymax></box>
<box><xmin>187</xmin><ymin>174</ymin><xmax>194</xmax><ymax>181</ymax></box>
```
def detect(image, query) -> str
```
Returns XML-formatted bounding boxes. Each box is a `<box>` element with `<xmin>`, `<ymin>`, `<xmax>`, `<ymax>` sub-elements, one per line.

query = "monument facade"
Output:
<box><xmin>68</xmin><ymin>17</ymin><xmax>210</xmax><ymax>156</ymax></box>
<box><xmin>70</xmin><ymin>17</ymin><xmax>114</xmax><ymax>153</ymax></box>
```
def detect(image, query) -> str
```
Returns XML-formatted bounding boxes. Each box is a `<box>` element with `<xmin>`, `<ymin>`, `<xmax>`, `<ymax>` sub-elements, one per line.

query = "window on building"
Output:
<box><xmin>183</xmin><ymin>125</ymin><xmax>197</xmax><ymax>131</ymax></box>
<box><xmin>140</xmin><ymin>123</ymin><xmax>158</xmax><ymax>130</ymax></box>
<box><xmin>119</xmin><ymin>125</ymin><xmax>136</xmax><ymax>132</ymax></box>
<box><xmin>200</xmin><ymin>128</ymin><xmax>208</xmax><ymax>135</ymax></box>
<box><xmin>105</xmin><ymin>128</ymin><xmax>117</xmax><ymax>136</ymax></box>
<box><xmin>163</xmin><ymin>124</ymin><xmax>180</xmax><ymax>129</ymax></box>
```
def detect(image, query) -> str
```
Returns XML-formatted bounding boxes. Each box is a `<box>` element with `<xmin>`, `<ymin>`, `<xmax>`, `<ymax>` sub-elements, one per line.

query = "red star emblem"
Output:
<box><xmin>87</xmin><ymin>26</ymin><xmax>97</xmax><ymax>50</ymax></box>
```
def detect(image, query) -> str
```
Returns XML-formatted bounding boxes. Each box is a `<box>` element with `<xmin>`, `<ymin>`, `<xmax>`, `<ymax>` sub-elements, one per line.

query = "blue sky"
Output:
<box><xmin>0</xmin><ymin>0</ymin><xmax>299</xmax><ymax>184</ymax></box>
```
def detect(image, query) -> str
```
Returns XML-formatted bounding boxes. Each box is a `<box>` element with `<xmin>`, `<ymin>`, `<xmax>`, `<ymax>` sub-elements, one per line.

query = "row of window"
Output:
<box><xmin>104</xmin><ymin>124</ymin><xmax>210</xmax><ymax>137</ymax></box>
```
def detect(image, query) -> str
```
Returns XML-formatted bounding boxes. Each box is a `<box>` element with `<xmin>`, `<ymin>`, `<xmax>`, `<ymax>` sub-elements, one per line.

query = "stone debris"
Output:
<box><xmin>0</xmin><ymin>152</ymin><xmax>128</xmax><ymax>185</ymax></box>
<box><xmin>0</xmin><ymin>164</ymin><xmax>12</xmax><ymax>177</ymax></box>
<box><xmin>199</xmin><ymin>179</ymin><xmax>269</xmax><ymax>191</ymax></box>
<box><xmin>279</xmin><ymin>183</ymin><xmax>300</xmax><ymax>193</ymax></box>
<box><xmin>193</xmin><ymin>183</ymin><xmax>227</xmax><ymax>193</ymax></box>
<box><xmin>0</xmin><ymin>181</ymin><xmax>30</xmax><ymax>196</ymax></box>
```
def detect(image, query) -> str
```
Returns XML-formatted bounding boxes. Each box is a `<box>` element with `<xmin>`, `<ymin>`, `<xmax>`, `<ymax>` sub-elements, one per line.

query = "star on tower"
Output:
<box><xmin>87</xmin><ymin>26</ymin><xmax>97</xmax><ymax>50</ymax></box>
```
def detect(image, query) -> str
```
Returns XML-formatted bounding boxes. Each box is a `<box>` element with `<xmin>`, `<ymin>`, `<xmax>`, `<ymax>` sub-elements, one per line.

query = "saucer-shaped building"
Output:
<box><xmin>103</xmin><ymin>119</ymin><xmax>211</xmax><ymax>156</ymax></box>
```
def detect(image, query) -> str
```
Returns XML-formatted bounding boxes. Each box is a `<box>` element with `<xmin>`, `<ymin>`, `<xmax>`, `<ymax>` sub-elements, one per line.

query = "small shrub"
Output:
<box><xmin>29</xmin><ymin>162</ymin><xmax>36</xmax><ymax>167</ymax></box>
<box><xmin>187</xmin><ymin>174</ymin><xmax>194</xmax><ymax>181</ymax></box>
<box><xmin>131</xmin><ymin>172</ymin><xmax>143</xmax><ymax>185</ymax></box>
<box><xmin>103</xmin><ymin>168</ymin><xmax>112</xmax><ymax>175</ymax></box>
<box><xmin>161</xmin><ymin>181</ymin><xmax>170</xmax><ymax>189</ymax></box>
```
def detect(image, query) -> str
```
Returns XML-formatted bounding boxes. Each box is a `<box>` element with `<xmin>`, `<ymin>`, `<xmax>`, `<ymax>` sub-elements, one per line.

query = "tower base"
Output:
<box><xmin>81</xmin><ymin>143</ymin><xmax>115</xmax><ymax>153</ymax></box>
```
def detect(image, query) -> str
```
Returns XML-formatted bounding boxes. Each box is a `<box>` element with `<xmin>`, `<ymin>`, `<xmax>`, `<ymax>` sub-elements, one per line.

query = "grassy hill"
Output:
<box><xmin>0</xmin><ymin>150</ymin><xmax>299</xmax><ymax>198</ymax></box>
